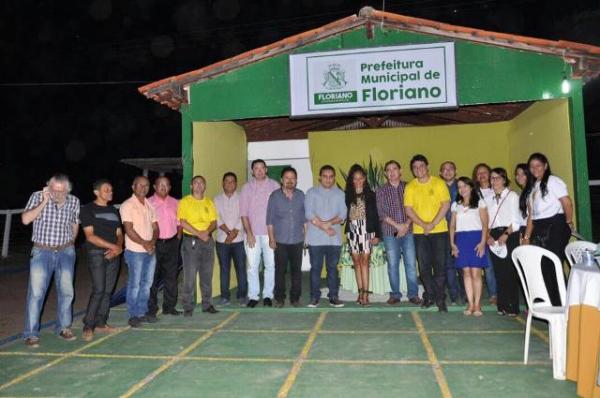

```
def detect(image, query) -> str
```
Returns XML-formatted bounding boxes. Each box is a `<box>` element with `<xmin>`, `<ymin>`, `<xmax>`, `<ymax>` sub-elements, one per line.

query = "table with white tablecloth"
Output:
<box><xmin>565</xmin><ymin>264</ymin><xmax>600</xmax><ymax>398</ymax></box>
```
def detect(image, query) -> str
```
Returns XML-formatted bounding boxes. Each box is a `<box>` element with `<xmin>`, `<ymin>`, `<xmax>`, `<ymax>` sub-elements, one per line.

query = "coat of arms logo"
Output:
<box><xmin>322</xmin><ymin>63</ymin><xmax>347</xmax><ymax>90</ymax></box>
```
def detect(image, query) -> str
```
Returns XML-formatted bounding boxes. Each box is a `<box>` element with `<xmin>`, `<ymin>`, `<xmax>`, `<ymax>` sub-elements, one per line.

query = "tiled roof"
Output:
<box><xmin>139</xmin><ymin>6</ymin><xmax>600</xmax><ymax>110</ymax></box>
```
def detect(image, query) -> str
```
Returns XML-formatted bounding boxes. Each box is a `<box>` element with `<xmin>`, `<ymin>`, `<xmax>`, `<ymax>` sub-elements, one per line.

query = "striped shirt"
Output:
<box><xmin>376</xmin><ymin>182</ymin><xmax>411</xmax><ymax>237</ymax></box>
<box><xmin>25</xmin><ymin>191</ymin><xmax>80</xmax><ymax>246</ymax></box>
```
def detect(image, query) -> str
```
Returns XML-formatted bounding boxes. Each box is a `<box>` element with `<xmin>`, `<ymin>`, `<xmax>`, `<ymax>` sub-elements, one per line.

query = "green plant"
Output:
<box><xmin>338</xmin><ymin>155</ymin><xmax>386</xmax><ymax>190</ymax></box>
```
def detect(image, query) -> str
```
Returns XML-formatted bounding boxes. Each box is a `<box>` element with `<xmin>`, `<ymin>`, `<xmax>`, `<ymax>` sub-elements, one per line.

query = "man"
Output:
<box><xmin>177</xmin><ymin>175</ymin><xmax>219</xmax><ymax>316</ymax></box>
<box><xmin>21</xmin><ymin>174</ymin><xmax>80</xmax><ymax>347</ymax></box>
<box><xmin>147</xmin><ymin>176</ymin><xmax>182</xmax><ymax>319</ymax></box>
<box><xmin>439</xmin><ymin>161</ymin><xmax>465</xmax><ymax>305</ymax></box>
<box><xmin>267</xmin><ymin>167</ymin><xmax>306</xmax><ymax>308</ymax></box>
<box><xmin>473</xmin><ymin>163</ymin><xmax>499</xmax><ymax>305</ymax></box>
<box><xmin>376</xmin><ymin>160</ymin><xmax>422</xmax><ymax>306</ymax></box>
<box><xmin>120</xmin><ymin>176</ymin><xmax>159</xmax><ymax>328</ymax></box>
<box><xmin>404</xmin><ymin>155</ymin><xmax>451</xmax><ymax>312</ymax></box>
<box><xmin>239</xmin><ymin>159</ymin><xmax>280</xmax><ymax>308</ymax></box>
<box><xmin>305</xmin><ymin>165</ymin><xmax>346</xmax><ymax>308</ymax></box>
<box><xmin>214</xmin><ymin>172</ymin><xmax>248</xmax><ymax>306</ymax></box>
<box><xmin>80</xmin><ymin>179</ymin><xmax>123</xmax><ymax>342</ymax></box>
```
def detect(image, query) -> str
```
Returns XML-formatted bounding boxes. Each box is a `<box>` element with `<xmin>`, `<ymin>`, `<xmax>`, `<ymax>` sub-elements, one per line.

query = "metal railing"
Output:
<box><xmin>1</xmin><ymin>209</ymin><xmax>24</xmax><ymax>258</ymax></box>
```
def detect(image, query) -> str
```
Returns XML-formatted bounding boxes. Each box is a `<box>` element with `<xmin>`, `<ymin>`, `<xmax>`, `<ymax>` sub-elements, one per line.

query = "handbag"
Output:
<box><xmin>488</xmin><ymin>192</ymin><xmax>510</xmax><ymax>259</ymax></box>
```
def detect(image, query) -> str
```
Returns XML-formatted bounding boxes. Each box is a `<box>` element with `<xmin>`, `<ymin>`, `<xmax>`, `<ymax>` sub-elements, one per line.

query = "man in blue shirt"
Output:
<box><xmin>305</xmin><ymin>165</ymin><xmax>347</xmax><ymax>308</ymax></box>
<box><xmin>267</xmin><ymin>167</ymin><xmax>306</xmax><ymax>308</ymax></box>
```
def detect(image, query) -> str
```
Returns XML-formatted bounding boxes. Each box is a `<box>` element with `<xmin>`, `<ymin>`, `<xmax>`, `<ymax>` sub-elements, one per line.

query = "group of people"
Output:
<box><xmin>20</xmin><ymin>152</ymin><xmax>574</xmax><ymax>347</ymax></box>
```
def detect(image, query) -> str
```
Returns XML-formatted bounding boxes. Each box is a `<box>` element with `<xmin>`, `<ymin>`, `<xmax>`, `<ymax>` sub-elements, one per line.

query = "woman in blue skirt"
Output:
<box><xmin>449</xmin><ymin>177</ymin><xmax>489</xmax><ymax>316</ymax></box>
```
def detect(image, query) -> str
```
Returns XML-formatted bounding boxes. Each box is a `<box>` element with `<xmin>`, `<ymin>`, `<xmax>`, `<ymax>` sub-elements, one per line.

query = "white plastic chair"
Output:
<box><xmin>564</xmin><ymin>240</ymin><xmax>597</xmax><ymax>267</ymax></box>
<box><xmin>511</xmin><ymin>245</ymin><xmax>567</xmax><ymax>380</ymax></box>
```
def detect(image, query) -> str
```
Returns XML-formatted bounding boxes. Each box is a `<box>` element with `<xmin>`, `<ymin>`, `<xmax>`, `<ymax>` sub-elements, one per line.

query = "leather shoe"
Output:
<box><xmin>421</xmin><ymin>299</ymin><xmax>434</xmax><ymax>309</ymax></box>
<box><xmin>409</xmin><ymin>297</ymin><xmax>423</xmax><ymax>305</ymax></box>
<box><xmin>263</xmin><ymin>298</ymin><xmax>273</xmax><ymax>307</ymax></box>
<box><xmin>202</xmin><ymin>305</ymin><xmax>219</xmax><ymax>314</ymax></box>
<box><xmin>438</xmin><ymin>302</ymin><xmax>448</xmax><ymax>312</ymax></box>
<box><xmin>183</xmin><ymin>311</ymin><xmax>193</xmax><ymax>317</ymax></box>
<box><xmin>140</xmin><ymin>315</ymin><xmax>158</xmax><ymax>323</ymax></box>
<box><xmin>247</xmin><ymin>299</ymin><xmax>258</xmax><ymax>308</ymax></box>
<box><xmin>386</xmin><ymin>297</ymin><xmax>401</xmax><ymax>305</ymax></box>
<box><xmin>163</xmin><ymin>309</ymin><xmax>182</xmax><ymax>316</ymax></box>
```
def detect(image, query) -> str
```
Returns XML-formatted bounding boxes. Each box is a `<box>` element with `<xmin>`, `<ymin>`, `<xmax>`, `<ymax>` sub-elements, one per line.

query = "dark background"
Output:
<box><xmin>1</xmin><ymin>0</ymin><xmax>599</xmax><ymax>209</ymax></box>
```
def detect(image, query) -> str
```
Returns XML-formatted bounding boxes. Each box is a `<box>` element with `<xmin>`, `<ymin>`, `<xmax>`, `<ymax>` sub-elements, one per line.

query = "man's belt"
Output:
<box><xmin>33</xmin><ymin>242</ymin><xmax>74</xmax><ymax>251</ymax></box>
<box><xmin>157</xmin><ymin>235</ymin><xmax>178</xmax><ymax>243</ymax></box>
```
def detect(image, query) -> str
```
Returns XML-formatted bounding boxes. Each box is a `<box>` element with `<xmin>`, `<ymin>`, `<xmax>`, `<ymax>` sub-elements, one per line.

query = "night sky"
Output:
<box><xmin>2</xmin><ymin>0</ymin><xmax>599</xmax><ymax>209</ymax></box>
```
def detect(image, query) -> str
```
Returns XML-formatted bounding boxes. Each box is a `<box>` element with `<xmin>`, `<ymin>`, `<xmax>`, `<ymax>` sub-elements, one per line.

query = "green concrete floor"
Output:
<box><xmin>0</xmin><ymin>301</ymin><xmax>577</xmax><ymax>398</ymax></box>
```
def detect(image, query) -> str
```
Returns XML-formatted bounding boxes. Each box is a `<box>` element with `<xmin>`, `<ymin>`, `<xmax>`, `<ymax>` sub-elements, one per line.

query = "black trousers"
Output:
<box><xmin>148</xmin><ymin>237</ymin><xmax>181</xmax><ymax>315</ymax></box>
<box><xmin>489</xmin><ymin>228</ymin><xmax>520</xmax><ymax>314</ymax></box>
<box><xmin>531</xmin><ymin>214</ymin><xmax>570</xmax><ymax>306</ymax></box>
<box><xmin>84</xmin><ymin>249</ymin><xmax>120</xmax><ymax>329</ymax></box>
<box><xmin>414</xmin><ymin>232</ymin><xmax>448</xmax><ymax>306</ymax></box>
<box><xmin>274</xmin><ymin>242</ymin><xmax>303</xmax><ymax>302</ymax></box>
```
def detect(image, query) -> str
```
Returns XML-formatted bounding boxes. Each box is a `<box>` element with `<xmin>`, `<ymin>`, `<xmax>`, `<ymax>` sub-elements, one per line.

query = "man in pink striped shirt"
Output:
<box><xmin>147</xmin><ymin>176</ymin><xmax>182</xmax><ymax>319</ymax></box>
<box><xmin>240</xmin><ymin>159</ymin><xmax>280</xmax><ymax>308</ymax></box>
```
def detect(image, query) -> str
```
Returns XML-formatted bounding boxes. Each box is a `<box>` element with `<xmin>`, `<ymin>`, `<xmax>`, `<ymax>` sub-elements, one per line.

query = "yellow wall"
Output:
<box><xmin>309</xmin><ymin>121</ymin><xmax>512</xmax><ymax>186</ymax></box>
<box><xmin>508</xmin><ymin>99</ymin><xmax>574</xmax><ymax>205</ymax></box>
<box><xmin>192</xmin><ymin>121</ymin><xmax>247</xmax><ymax>299</ymax></box>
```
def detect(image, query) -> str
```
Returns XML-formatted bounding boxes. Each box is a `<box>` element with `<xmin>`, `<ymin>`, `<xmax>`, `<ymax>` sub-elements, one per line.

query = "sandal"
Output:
<box><xmin>356</xmin><ymin>288</ymin><xmax>363</xmax><ymax>305</ymax></box>
<box><xmin>473</xmin><ymin>310</ymin><xmax>483</xmax><ymax>317</ymax></box>
<box><xmin>362</xmin><ymin>290</ymin><xmax>372</xmax><ymax>307</ymax></box>
<box><xmin>463</xmin><ymin>309</ymin><xmax>473</xmax><ymax>316</ymax></box>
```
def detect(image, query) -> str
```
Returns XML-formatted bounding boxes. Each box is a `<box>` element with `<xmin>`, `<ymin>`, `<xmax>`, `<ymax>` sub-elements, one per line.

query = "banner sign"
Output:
<box><xmin>289</xmin><ymin>42</ymin><xmax>457</xmax><ymax>117</ymax></box>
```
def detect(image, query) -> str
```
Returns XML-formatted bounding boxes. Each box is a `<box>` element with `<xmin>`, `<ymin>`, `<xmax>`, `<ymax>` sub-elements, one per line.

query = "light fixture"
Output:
<box><xmin>561</xmin><ymin>72</ymin><xmax>571</xmax><ymax>94</ymax></box>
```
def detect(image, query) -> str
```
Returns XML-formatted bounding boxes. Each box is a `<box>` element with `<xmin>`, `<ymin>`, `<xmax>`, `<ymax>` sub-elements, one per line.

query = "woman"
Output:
<box><xmin>344</xmin><ymin>164</ymin><xmax>381</xmax><ymax>307</ymax></box>
<box><xmin>472</xmin><ymin>162</ymin><xmax>498</xmax><ymax>305</ymax></box>
<box><xmin>514</xmin><ymin>163</ymin><xmax>533</xmax><ymax>243</ymax></box>
<box><xmin>449</xmin><ymin>177</ymin><xmax>488</xmax><ymax>317</ymax></box>
<box><xmin>523</xmin><ymin>153</ymin><xmax>573</xmax><ymax>306</ymax></box>
<box><xmin>487</xmin><ymin>168</ymin><xmax>521</xmax><ymax>316</ymax></box>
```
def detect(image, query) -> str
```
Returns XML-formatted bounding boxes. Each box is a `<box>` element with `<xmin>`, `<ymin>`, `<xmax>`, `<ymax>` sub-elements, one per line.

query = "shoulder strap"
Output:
<box><xmin>489</xmin><ymin>191</ymin><xmax>511</xmax><ymax>229</ymax></box>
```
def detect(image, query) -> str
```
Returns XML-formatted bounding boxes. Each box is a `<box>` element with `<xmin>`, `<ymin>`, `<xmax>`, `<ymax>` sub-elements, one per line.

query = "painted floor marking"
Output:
<box><xmin>119</xmin><ymin>312</ymin><xmax>239</xmax><ymax>398</ymax></box>
<box><xmin>276</xmin><ymin>312</ymin><xmax>327</xmax><ymax>398</ymax></box>
<box><xmin>412</xmin><ymin>312</ymin><xmax>453</xmax><ymax>398</ymax></box>
<box><xmin>0</xmin><ymin>327</ymin><xmax>128</xmax><ymax>392</ymax></box>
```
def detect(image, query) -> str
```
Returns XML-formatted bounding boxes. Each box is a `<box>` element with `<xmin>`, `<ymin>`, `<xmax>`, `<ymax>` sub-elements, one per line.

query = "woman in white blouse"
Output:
<box><xmin>514</xmin><ymin>163</ymin><xmax>532</xmax><ymax>242</ymax></box>
<box><xmin>486</xmin><ymin>168</ymin><xmax>521</xmax><ymax>316</ymax></box>
<box><xmin>449</xmin><ymin>177</ymin><xmax>489</xmax><ymax>316</ymax></box>
<box><xmin>523</xmin><ymin>153</ymin><xmax>574</xmax><ymax>306</ymax></box>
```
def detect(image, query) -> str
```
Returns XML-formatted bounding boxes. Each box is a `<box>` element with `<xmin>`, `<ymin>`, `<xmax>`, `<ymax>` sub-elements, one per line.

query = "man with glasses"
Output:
<box><xmin>22</xmin><ymin>174</ymin><xmax>80</xmax><ymax>347</ymax></box>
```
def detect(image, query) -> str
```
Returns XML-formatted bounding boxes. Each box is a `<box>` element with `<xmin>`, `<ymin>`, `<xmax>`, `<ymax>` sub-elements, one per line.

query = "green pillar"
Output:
<box><xmin>180</xmin><ymin>105</ymin><xmax>193</xmax><ymax>195</ymax></box>
<box><xmin>568</xmin><ymin>79</ymin><xmax>592</xmax><ymax>239</ymax></box>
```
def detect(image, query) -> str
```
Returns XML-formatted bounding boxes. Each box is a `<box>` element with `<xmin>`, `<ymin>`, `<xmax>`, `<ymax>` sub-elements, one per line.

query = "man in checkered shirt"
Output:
<box><xmin>21</xmin><ymin>174</ymin><xmax>80</xmax><ymax>347</ymax></box>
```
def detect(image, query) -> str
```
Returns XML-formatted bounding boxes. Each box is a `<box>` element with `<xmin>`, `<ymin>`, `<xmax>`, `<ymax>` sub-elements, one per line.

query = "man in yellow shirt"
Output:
<box><xmin>177</xmin><ymin>175</ymin><xmax>218</xmax><ymax>316</ymax></box>
<box><xmin>405</xmin><ymin>155</ymin><xmax>451</xmax><ymax>312</ymax></box>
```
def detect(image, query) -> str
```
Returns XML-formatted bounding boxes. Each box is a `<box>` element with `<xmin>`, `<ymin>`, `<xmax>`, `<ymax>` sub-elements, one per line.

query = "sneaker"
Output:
<box><xmin>307</xmin><ymin>299</ymin><xmax>319</xmax><ymax>308</ymax></box>
<box><xmin>128</xmin><ymin>317</ymin><xmax>142</xmax><ymax>327</ymax></box>
<box><xmin>329</xmin><ymin>298</ymin><xmax>344</xmax><ymax>308</ymax></box>
<box><xmin>25</xmin><ymin>337</ymin><xmax>40</xmax><ymax>348</ymax></box>
<box><xmin>263</xmin><ymin>298</ymin><xmax>273</xmax><ymax>307</ymax></box>
<box><xmin>409</xmin><ymin>297</ymin><xmax>423</xmax><ymax>305</ymax></box>
<box><xmin>82</xmin><ymin>328</ymin><xmax>93</xmax><ymax>342</ymax></box>
<box><xmin>59</xmin><ymin>329</ymin><xmax>77</xmax><ymax>341</ymax></box>
<box><xmin>95</xmin><ymin>324</ymin><xmax>117</xmax><ymax>333</ymax></box>
<box><xmin>219</xmin><ymin>298</ymin><xmax>231</xmax><ymax>306</ymax></box>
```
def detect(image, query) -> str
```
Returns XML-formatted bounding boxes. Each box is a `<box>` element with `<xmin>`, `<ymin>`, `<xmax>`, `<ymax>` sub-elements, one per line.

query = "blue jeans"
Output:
<box><xmin>216</xmin><ymin>241</ymin><xmax>247</xmax><ymax>300</ymax></box>
<box><xmin>308</xmin><ymin>245</ymin><xmax>341</xmax><ymax>301</ymax></box>
<box><xmin>24</xmin><ymin>246</ymin><xmax>76</xmax><ymax>339</ymax></box>
<box><xmin>124</xmin><ymin>250</ymin><xmax>156</xmax><ymax>318</ymax></box>
<box><xmin>485</xmin><ymin>251</ymin><xmax>497</xmax><ymax>297</ymax></box>
<box><xmin>383</xmin><ymin>234</ymin><xmax>419</xmax><ymax>299</ymax></box>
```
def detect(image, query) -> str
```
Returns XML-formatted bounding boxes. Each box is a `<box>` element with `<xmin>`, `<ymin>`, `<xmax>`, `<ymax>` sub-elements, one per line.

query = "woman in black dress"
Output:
<box><xmin>345</xmin><ymin>164</ymin><xmax>381</xmax><ymax>307</ymax></box>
